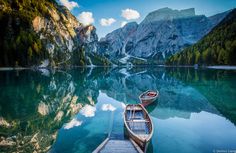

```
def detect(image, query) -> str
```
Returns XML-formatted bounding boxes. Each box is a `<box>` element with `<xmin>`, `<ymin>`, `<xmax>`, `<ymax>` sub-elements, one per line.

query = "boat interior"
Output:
<box><xmin>125</xmin><ymin>105</ymin><xmax>151</xmax><ymax>140</ymax></box>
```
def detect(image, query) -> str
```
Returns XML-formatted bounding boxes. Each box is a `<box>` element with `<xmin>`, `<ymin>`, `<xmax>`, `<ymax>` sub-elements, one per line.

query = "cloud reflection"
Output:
<box><xmin>101</xmin><ymin>104</ymin><xmax>116</xmax><ymax>111</ymax></box>
<box><xmin>64</xmin><ymin>118</ymin><xmax>82</xmax><ymax>130</ymax></box>
<box><xmin>80</xmin><ymin>104</ymin><xmax>96</xmax><ymax>117</ymax></box>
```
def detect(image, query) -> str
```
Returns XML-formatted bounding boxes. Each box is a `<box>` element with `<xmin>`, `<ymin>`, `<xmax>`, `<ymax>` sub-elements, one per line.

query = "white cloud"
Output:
<box><xmin>78</xmin><ymin>12</ymin><xmax>95</xmax><ymax>26</ymax></box>
<box><xmin>121</xmin><ymin>8</ymin><xmax>140</xmax><ymax>20</ymax></box>
<box><xmin>100</xmin><ymin>18</ymin><xmax>116</xmax><ymax>26</ymax></box>
<box><xmin>64</xmin><ymin>118</ymin><xmax>82</xmax><ymax>129</ymax></box>
<box><xmin>101</xmin><ymin>104</ymin><xmax>116</xmax><ymax>111</ymax></box>
<box><xmin>121</xmin><ymin>21</ymin><xmax>127</xmax><ymax>27</ymax></box>
<box><xmin>80</xmin><ymin>104</ymin><xmax>96</xmax><ymax>117</ymax></box>
<box><xmin>59</xmin><ymin>0</ymin><xmax>79</xmax><ymax>10</ymax></box>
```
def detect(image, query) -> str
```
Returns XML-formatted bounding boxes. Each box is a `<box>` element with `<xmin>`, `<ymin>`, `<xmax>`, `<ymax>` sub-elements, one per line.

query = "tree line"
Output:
<box><xmin>166</xmin><ymin>9</ymin><xmax>236</xmax><ymax>66</ymax></box>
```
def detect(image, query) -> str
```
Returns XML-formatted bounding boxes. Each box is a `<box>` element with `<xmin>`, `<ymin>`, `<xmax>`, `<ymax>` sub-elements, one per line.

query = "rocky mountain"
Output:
<box><xmin>0</xmin><ymin>0</ymin><xmax>109</xmax><ymax>67</ymax></box>
<box><xmin>99</xmin><ymin>7</ymin><xmax>229</xmax><ymax>65</ymax></box>
<box><xmin>166</xmin><ymin>8</ymin><xmax>236</xmax><ymax>65</ymax></box>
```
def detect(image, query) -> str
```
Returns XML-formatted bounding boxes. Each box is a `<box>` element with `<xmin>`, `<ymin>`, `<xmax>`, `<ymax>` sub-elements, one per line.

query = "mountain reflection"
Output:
<box><xmin>0</xmin><ymin>67</ymin><xmax>235</xmax><ymax>152</ymax></box>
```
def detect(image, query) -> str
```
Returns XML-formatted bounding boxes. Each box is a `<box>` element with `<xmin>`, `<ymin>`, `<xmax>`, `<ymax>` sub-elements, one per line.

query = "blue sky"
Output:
<box><xmin>58</xmin><ymin>0</ymin><xmax>236</xmax><ymax>38</ymax></box>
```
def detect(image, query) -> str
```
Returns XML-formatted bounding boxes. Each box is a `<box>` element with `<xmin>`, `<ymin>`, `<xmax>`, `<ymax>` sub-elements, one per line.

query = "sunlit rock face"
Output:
<box><xmin>99</xmin><ymin>8</ymin><xmax>229</xmax><ymax>64</ymax></box>
<box><xmin>31</xmin><ymin>4</ymin><xmax>99</xmax><ymax>66</ymax></box>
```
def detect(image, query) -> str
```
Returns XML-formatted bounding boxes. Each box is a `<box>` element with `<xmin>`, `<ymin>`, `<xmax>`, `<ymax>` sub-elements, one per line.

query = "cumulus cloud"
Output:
<box><xmin>80</xmin><ymin>104</ymin><xmax>96</xmax><ymax>117</ymax></box>
<box><xmin>101</xmin><ymin>104</ymin><xmax>116</xmax><ymax>111</ymax></box>
<box><xmin>121</xmin><ymin>8</ymin><xmax>140</xmax><ymax>20</ymax></box>
<box><xmin>64</xmin><ymin>118</ymin><xmax>82</xmax><ymax>129</ymax></box>
<box><xmin>78</xmin><ymin>12</ymin><xmax>95</xmax><ymax>26</ymax></box>
<box><xmin>59</xmin><ymin>0</ymin><xmax>79</xmax><ymax>10</ymax></box>
<box><xmin>100</xmin><ymin>18</ymin><xmax>116</xmax><ymax>26</ymax></box>
<box><xmin>121</xmin><ymin>21</ymin><xmax>127</xmax><ymax>27</ymax></box>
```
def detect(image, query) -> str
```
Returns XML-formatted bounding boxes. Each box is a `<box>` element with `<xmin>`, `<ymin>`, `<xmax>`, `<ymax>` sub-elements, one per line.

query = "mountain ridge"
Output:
<box><xmin>98</xmin><ymin>7</ymin><xmax>229</xmax><ymax>65</ymax></box>
<box><xmin>166</xmin><ymin>8</ymin><xmax>236</xmax><ymax>65</ymax></box>
<box><xmin>142</xmin><ymin>7</ymin><xmax>196</xmax><ymax>23</ymax></box>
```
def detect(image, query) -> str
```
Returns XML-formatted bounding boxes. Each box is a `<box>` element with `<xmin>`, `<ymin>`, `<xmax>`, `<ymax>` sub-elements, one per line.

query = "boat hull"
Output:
<box><xmin>124</xmin><ymin>104</ymin><xmax>153</xmax><ymax>152</ymax></box>
<box><xmin>139</xmin><ymin>90</ymin><xmax>158</xmax><ymax>106</ymax></box>
<box><xmin>140</xmin><ymin>97</ymin><xmax>157</xmax><ymax>107</ymax></box>
<box><xmin>124</xmin><ymin>126</ymin><xmax>150</xmax><ymax>151</ymax></box>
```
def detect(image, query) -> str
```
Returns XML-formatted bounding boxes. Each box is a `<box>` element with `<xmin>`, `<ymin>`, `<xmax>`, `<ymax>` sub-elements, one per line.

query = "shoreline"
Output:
<box><xmin>0</xmin><ymin>67</ymin><xmax>30</xmax><ymax>71</ymax></box>
<box><xmin>206</xmin><ymin>66</ymin><xmax>236</xmax><ymax>70</ymax></box>
<box><xmin>163</xmin><ymin>65</ymin><xmax>236</xmax><ymax>70</ymax></box>
<box><xmin>1</xmin><ymin>65</ymin><xmax>236</xmax><ymax>71</ymax></box>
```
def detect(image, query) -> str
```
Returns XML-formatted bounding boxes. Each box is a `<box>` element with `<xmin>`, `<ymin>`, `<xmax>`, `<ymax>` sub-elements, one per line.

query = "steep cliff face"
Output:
<box><xmin>77</xmin><ymin>25</ymin><xmax>99</xmax><ymax>54</ymax></box>
<box><xmin>99</xmin><ymin>22</ymin><xmax>138</xmax><ymax>58</ymax></box>
<box><xmin>0</xmin><ymin>0</ymin><xmax>107</xmax><ymax>67</ymax></box>
<box><xmin>99</xmin><ymin>8</ymin><xmax>229</xmax><ymax>64</ymax></box>
<box><xmin>31</xmin><ymin>5</ymin><xmax>81</xmax><ymax>66</ymax></box>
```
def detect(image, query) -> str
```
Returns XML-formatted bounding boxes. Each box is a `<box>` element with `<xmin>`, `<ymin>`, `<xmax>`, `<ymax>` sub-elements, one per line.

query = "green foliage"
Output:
<box><xmin>72</xmin><ymin>47</ymin><xmax>86</xmax><ymax>66</ymax></box>
<box><xmin>0</xmin><ymin>0</ymin><xmax>56</xmax><ymax>67</ymax></box>
<box><xmin>83</xmin><ymin>52</ymin><xmax>110</xmax><ymax>66</ymax></box>
<box><xmin>166</xmin><ymin>9</ymin><xmax>236</xmax><ymax>66</ymax></box>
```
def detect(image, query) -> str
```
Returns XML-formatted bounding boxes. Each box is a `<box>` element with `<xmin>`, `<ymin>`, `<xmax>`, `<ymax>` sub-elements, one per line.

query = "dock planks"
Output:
<box><xmin>100</xmin><ymin>140</ymin><xmax>137</xmax><ymax>153</ymax></box>
<box><xmin>93</xmin><ymin>138</ymin><xmax>143</xmax><ymax>153</ymax></box>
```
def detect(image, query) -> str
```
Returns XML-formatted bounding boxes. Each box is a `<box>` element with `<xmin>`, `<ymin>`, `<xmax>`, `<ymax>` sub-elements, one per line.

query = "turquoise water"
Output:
<box><xmin>0</xmin><ymin>67</ymin><xmax>236</xmax><ymax>153</ymax></box>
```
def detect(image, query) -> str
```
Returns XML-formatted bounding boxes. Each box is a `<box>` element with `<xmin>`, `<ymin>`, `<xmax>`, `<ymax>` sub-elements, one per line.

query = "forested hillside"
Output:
<box><xmin>0</xmin><ymin>0</ymin><xmax>56</xmax><ymax>66</ymax></box>
<box><xmin>0</xmin><ymin>0</ymin><xmax>110</xmax><ymax>67</ymax></box>
<box><xmin>166</xmin><ymin>9</ymin><xmax>236</xmax><ymax>66</ymax></box>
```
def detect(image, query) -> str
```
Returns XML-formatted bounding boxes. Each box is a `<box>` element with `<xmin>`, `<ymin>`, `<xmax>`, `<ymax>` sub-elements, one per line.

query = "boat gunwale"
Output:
<box><xmin>139</xmin><ymin>90</ymin><xmax>159</xmax><ymax>101</ymax></box>
<box><xmin>123</xmin><ymin>104</ymin><xmax>154</xmax><ymax>143</ymax></box>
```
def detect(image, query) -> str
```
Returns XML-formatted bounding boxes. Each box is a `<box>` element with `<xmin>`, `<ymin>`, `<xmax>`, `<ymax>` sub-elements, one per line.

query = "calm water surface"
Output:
<box><xmin>0</xmin><ymin>67</ymin><xmax>236</xmax><ymax>153</ymax></box>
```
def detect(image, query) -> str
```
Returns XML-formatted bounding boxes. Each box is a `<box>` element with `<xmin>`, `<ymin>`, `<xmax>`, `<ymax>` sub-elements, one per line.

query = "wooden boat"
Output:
<box><xmin>139</xmin><ymin>90</ymin><xmax>159</xmax><ymax>106</ymax></box>
<box><xmin>124</xmin><ymin>104</ymin><xmax>153</xmax><ymax>152</ymax></box>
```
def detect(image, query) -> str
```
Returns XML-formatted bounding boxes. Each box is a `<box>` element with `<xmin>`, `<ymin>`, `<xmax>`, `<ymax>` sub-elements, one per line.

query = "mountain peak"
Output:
<box><xmin>143</xmin><ymin>7</ymin><xmax>196</xmax><ymax>23</ymax></box>
<box><xmin>122</xmin><ymin>22</ymin><xmax>138</xmax><ymax>30</ymax></box>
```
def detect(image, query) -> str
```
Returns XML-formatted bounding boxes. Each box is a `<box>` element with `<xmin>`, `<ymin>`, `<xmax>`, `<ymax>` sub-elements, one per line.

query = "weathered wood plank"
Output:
<box><xmin>92</xmin><ymin>138</ymin><xmax>109</xmax><ymax>153</ymax></box>
<box><xmin>97</xmin><ymin>139</ymin><xmax>139</xmax><ymax>153</ymax></box>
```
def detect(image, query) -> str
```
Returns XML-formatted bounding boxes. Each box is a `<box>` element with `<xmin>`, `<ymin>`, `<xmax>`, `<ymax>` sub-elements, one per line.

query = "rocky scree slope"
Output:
<box><xmin>99</xmin><ymin>8</ymin><xmax>229</xmax><ymax>65</ymax></box>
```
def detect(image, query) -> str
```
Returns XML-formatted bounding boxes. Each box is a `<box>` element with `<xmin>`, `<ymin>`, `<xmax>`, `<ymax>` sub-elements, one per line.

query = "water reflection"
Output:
<box><xmin>80</xmin><ymin>105</ymin><xmax>96</xmax><ymax>118</ymax></box>
<box><xmin>0</xmin><ymin>67</ymin><xmax>236</xmax><ymax>153</ymax></box>
<box><xmin>64</xmin><ymin>118</ymin><xmax>83</xmax><ymax>130</ymax></box>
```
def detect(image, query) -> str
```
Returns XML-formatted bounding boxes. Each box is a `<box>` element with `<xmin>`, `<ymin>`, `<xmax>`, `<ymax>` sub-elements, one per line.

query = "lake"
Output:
<box><xmin>0</xmin><ymin>67</ymin><xmax>236</xmax><ymax>153</ymax></box>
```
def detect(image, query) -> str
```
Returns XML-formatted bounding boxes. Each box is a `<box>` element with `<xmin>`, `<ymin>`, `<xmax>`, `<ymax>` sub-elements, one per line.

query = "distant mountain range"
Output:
<box><xmin>166</xmin><ymin>8</ymin><xmax>236</xmax><ymax>66</ymax></box>
<box><xmin>0</xmin><ymin>0</ymin><xmax>234</xmax><ymax>67</ymax></box>
<box><xmin>98</xmin><ymin>7</ymin><xmax>229</xmax><ymax>65</ymax></box>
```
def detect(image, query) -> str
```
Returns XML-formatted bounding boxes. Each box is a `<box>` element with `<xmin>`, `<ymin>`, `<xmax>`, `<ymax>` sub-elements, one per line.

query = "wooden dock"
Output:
<box><xmin>92</xmin><ymin>109</ymin><xmax>143</xmax><ymax>153</ymax></box>
<box><xmin>93</xmin><ymin>138</ymin><xmax>143</xmax><ymax>153</ymax></box>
